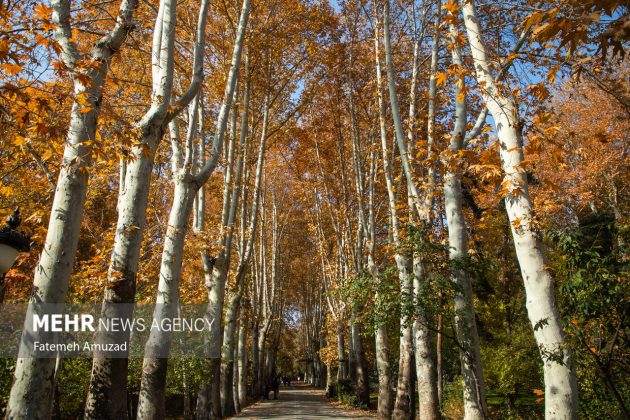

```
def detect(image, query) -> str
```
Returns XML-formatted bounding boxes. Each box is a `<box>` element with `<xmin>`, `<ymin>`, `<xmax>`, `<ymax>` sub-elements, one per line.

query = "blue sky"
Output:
<box><xmin>328</xmin><ymin>0</ymin><xmax>341</xmax><ymax>12</ymax></box>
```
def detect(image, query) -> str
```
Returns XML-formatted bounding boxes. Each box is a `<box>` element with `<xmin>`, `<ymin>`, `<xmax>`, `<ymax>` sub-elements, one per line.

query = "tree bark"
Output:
<box><xmin>345</xmin><ymin>56</ymin><xmax>371</xmax><ymax>407</ymax></box>
<box><xmin>220</xmin><ymin>77</ymin><xmax>256</xmax><ymax>418</ymax></box>
<box><xmin>413</xmin><ymin>262</ymin><xmax>440</xmax><ymax>420</ymax></box>
<box><xmin>382</xmin><ymin>0</ymin><xmax>423</xmax><ymax>214</ymax></box>
<box><xmin>136</xmin><ymin>102</ymin><xmax>201</xmax><ymax>419</ymax></box>
<box><xmin>85</xmin><ymin>0</ymin><xmax>182</xmax><ymax>414</ymax></box>
<box><xmin>220</xmin><ymin>293</ymin><xmax>239</xmax><ymax>417</ymax></box>
<box><xmin>7</xmin><ymin>0</ymin><xmax>137</xmax><ymax>417</ymax></box>
<box><xmin>202</xmin><ymin>71</ymin><xmax>260</xmax><ymax>419</ymax></box>
<box><xmin>443</xmin><ymin>11</ymin><xmax>488</xmax><ymax>419</ymax></box>
<box><xmin>411</xmin><ymin>4</ymin><xmax>441</xmax><ymax>418</ymax></box>
<box><xmin>336</xmin><ymin>325</ymin><xmax>346</xmax><ymax>381</ymax></box>
<box><xmin>392</xmin><ymin>253</ymin><xmax>415</xmax><ymax>420</ymax></box>
<box><xmin>382</xmin><ymin>2</ymin><xmax>434</xmax><ymax>418</ymax></box>
<box><xmin>237</xmin><ymin>316</ymin><xmax>248</xmax><ymax>409</ymax></box>
<box><xmin>351</xmin><ymin>306</ymin><xmax>370</xmax><ymax>406</ymax></box>
<box><xmin>461</xmin><ymin>2</ymin><xmax>577</xmax><ymax>418</ymax></box>
<box><xmin>372</xmin><ymin>8</ymin><xmax>403</xmax><ymax>418</ymax></box>
<box><xmin>371</xmin><ymin>39</ymin><xmax>394</xmax><ymax>411</ymax></box>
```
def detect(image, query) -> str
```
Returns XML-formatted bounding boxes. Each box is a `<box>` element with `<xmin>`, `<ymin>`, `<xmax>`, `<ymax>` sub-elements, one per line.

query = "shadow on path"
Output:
<box><xmin>229</xmin><ymin>382</ymin><xmax>374</xmax><ymax>419</ymax></box>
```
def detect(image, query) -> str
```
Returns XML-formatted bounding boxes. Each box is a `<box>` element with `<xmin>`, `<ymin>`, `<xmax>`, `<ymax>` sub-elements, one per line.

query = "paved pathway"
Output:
<box><xmin>230</xmin><ymin>383</ymin><xmax>375</xmax><ymax>419</ymax></box>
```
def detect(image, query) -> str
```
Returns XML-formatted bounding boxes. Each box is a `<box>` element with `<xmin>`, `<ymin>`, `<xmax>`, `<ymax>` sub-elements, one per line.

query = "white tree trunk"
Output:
<box><xmin>372</xmin><ymin>17</ymin><xmax>394</xmax><ymax>417</ymax></box>
<box><xmin>136</xmin><ymin>173</ymin><xmax>196</xmax><ymax>419</ymax></box>
<box><xmin>413</xmin><ymin>261</ymin><xmax>440</xmax><ymax>420</ymax></box>
<box><xmin>237</xmin><ymin>314</ymin><xmax>248</xmax><ymax>409</ymax></box>
<box><xmin>202</xmin><ymin>71</ymin><xmax>259</xmax><ymax>420</ymax></box>
<box><xmin>382</xmin><ymin>0</ymin><xmax>423</xmax><ymax>213</ymax></box>
<box><xmin>382</xmin><ymin>5</ymin><xmax>413</xmax><ymax>418</ymax></box>
<box><xmin>422</xmin><ymin>1</ymin><xmax>440</xmax><ymax>216</ymax></box>
<box><xmin>382</xmin><ymin>2</ymin><xmax>437</xmax><ymax>417</ymax></box>
<box><xmin>336</xmin><ymin>325</ymin><xmax>346</xmax><ymax>381</ymax></box>
<box><xmin>216</xmin><ymin>89</ymin><xmax>241</xmax><ymax>418</ymax></box>
<box><xmin>346</xmin><ymin>63</ymin><xmax>371</xmax><ymax>406</ymax></box>
<box><xmin>461</xmin><ymin>2</ymin><xmax>577</xmax><ymax>418</ymax></box>
<box><xmin>444</xmin><ymin>12</ymin><xmax>488</xmax><ymax>419</ymax></box>
<box><xmin>392</xmin><ymin>253</ymin><xmax>415</xmax><ymax>420</ymax></box>
<box><xmin>7</xmin><ymin>0</ymin><xmax>137</xmax><ymax>417</ymax></box>
<box><xmin>189</xmin><ymin>4</ymin><xmax>250</xmax><ymax>418</ymax></box>
<box><xmin>220</xmin><ymin>292</ymin><xmax>240</xmax><ymax>416</ymax></box>
<box><xmin>136</xmin><ymin>95</ymin><xmax>204</xmax><ymax>419</ymax></box>
<box><xmin>412</xmin><ymin>5</ymin><xmax>440</xmax><ymax>418</ymax></box>
<box><xmin>220</xmin><ymin>74</ymin><xmax>253</xmax><ymax>417</ymax></box>
<box><xmin>85</xmin><ymin>0</ymin><xmax>211</xmax><ymax>415</ymax></box>
<box><xmin>251</xmin><ymin>320</ymin><xmax>260</xmax><ymax>395</ymax></box>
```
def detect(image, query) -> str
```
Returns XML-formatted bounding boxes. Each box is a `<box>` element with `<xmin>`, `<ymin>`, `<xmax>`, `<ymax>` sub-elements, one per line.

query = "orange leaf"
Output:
<box><xmin>1</xmin><ymin>63</ymin><xmax>22</xmax><ymax>76</ymax></box>
<box><xmin>33</xmin><ymin>4</ymin><xmax>53</xmax><ymax>20</ymax></box>
<box><xmin>435</xmin><ymin>72</ymin><xmax>447</xmax><ymax>87</ymax></box>
<box><xmin>442</xmin><ymin>0</ymin><xmax>461</xmax><ymax>14</ymax></box>
<box><xmin>13</xmin><ymin>136</ymin><xmax>26</xmax><ymax>146</ymax></box>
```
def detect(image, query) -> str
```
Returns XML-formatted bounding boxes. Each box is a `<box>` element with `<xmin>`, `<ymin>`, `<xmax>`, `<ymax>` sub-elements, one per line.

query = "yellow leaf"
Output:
<box><xmin>1</xmin><ymin>63</ymin><xmax>22</xmax><ymax>76</ymax></box>
<box><xmin>435</xmin><ymin>72</ymin><xmax>447</xmax><ymax>87</ymax></box>
<box><xmin>532</xmin><ymin>388</ymin><xmax>544</xmax><ymax>396</ymax></box>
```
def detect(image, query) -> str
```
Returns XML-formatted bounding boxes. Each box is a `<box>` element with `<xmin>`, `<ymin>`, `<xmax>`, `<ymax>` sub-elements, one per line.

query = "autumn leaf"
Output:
<box><xmin>435</xmin><ymin>72</ymin><xmax>447</xmax><ymax>87</ymax></box>
<box><xmin>442</xmin><ymin>0</ymin><xmax>461</xmax><ymax>14</ymax></box>
<box><xmin>1</xmin><ymin>63</ymin><xmax>23</xmax><ymax>76</ymax></box>
<box><xmin>33</xmin><ymin>4</ymin><xmax>53</xmax><ymax>21</ymax></box>
<box><xmin>13</xmin><ymin>136</ymin><xmax>26</xmax><ymax>146</ymax></box>
<box><xmin>522</xmin><ymin>12</ymin><xmax>543</xmax><ymax>32</ymax></box>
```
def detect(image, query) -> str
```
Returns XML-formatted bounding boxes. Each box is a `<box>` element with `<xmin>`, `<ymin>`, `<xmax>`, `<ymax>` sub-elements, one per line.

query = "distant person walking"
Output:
<box><xmin>271</xmin><ymin>377</ymin><xmax>281</xmax><ymax>400</ymax></box>
<box><xmin>263</xmin><ymin>381</ymin><xmax>271</xmax><ymax>400</ymax></box>
<box><xmin>282</xmin><ymin>375</ymin><xmax>291</xmax><ymax>387</ymax></box>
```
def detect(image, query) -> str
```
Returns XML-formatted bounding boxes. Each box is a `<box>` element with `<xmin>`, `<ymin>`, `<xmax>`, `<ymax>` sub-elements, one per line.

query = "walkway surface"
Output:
<box><xmin>229</xmin><ymin>383</ymin><xmax>375</xmax><ymax>419</ymax></box>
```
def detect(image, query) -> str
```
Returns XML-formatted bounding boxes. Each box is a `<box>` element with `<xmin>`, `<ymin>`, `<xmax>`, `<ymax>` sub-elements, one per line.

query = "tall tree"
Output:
<box><xmin>7</xmin><ymin>0</ymin><xmax>138</xmax><ymax>416</ymax></box>
<box><xmin>84</xmin><ymin>0</ymin><xmax>213</xmax><ymax>414</ymax></box>
<box><xmin>461</xmin><ymin>1</ymin><xmax>578</xmax><ymax>418</ymax></box>
<box><xmin>442</xmin><ymin>3</ymin><xmax>487</xmax><ymax>418</ymax></box>
<box><xmin>382</xmin><ymin>0</ymin><xmax>439</xmax><ymax>416</ymax></box>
